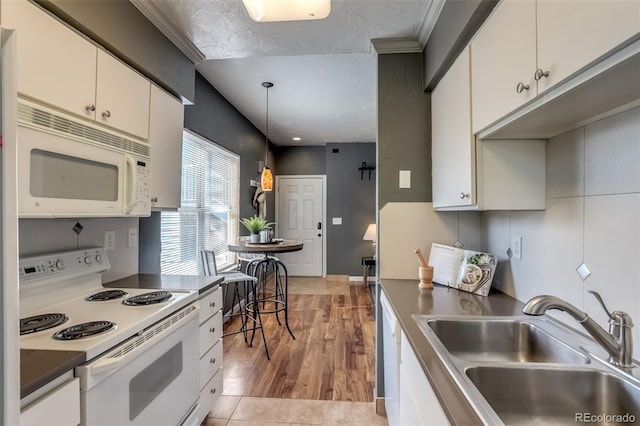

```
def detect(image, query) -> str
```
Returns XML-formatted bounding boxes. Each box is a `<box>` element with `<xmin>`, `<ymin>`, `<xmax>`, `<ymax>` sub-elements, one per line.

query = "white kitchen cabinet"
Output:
<box><xmin>2</xmin><ymin>0</ymin><xmax>150</xmax><ymax>139</ymax></box>
<box><xmin>399</xmin><ymin>332</ymin><xmax>450</xmax><ymax>426</ymax></box>
<box><xmin>471</xmin><ymin>0</ymin><xmax>640</xmax><ymax>134</ymax></box>
<box><xmin>432</xmin><ymin>46</ymin><xmax>546</xmax><ymax>211</ymax></box>
<box><xmin>196</xmin><ymin>286</ymin><xmax>223</xmax><ymax>424</ymax></box>
<box><xmin>149</xmin><ymin>84</ymin><xmax>184</xmax><ymax>210</ymax></box>
<box><xmin>432</xmin><ymin>45</ymin><xmax>475</xmax><ymax>209</ymax></box>
<box><xmin>20</xmin><ymin>376</ymin><xmax>80</xmax><ymax>426</ymax></box>
<box><xmin>470</xmin><ymin>0</ymin><xmax>536</xmax><ymax>134</ymax></box>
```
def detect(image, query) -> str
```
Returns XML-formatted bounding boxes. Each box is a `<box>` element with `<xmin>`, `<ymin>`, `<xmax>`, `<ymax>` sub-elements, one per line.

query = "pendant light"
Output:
<box><xmin>261</xmin><ymin>81</ymin><xmax>274</xmax><ymax>192</ymax></box>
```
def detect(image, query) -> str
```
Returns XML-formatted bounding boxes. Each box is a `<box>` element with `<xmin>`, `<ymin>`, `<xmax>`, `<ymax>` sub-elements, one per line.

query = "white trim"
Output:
<box><xmin>371</xmin><ymin>37</ymin><xmax>423</xmax><ymax>54</ymax></box>
<box><xmin>130</xmin><ymin>0</ymin><xmax>206</xmax><ymax>64</ymax></box>
<box><xmin>349</xmin><ymin>276</ymin><xmax>376</xmax><ymax>282</ymax></box>
<box><xmin>275</xmin><ymin>175</ymin><xmax>327</xmax><ymax>277</ymax></box>
<box><xmin>417</xmin><ymin>0</ymin><xmax>446</xmax><ymax>47</ymax></box>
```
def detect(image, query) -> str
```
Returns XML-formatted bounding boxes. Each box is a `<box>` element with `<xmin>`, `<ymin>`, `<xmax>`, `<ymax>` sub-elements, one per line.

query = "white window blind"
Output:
<box><xmin>160</xmin><ymin>130</ymin><xmax>240</xmax><ymax>275</ymax></box>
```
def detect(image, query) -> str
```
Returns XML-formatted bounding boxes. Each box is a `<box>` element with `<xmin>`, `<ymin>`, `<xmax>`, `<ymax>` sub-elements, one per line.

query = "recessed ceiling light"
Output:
<box><xmin>292</xmin><ymin>137</ymin><xmax>302</xmax><ymax>141</ymax></box>
<box><xmin>242</xmin><ymin>0</ymin><xmax>330</xmax><ymax>23</ymax></box>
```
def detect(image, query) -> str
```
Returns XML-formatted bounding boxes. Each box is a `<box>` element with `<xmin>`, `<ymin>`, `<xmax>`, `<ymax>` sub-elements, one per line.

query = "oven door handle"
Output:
<box><xmin>90</xmin><ymin>355</ymin><xmax>128</xmax><ymax>376</ymax></box>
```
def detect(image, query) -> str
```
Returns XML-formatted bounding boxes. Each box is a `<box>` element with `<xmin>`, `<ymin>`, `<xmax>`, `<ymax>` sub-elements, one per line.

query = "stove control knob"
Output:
<box><xmin>84</xmin><ymin>256</ymin><xmax>93</xmax><ymax>265</ymax></box>
<box><xmin>95</xmin><ymin>254</ymin><xmax>103</xmax><ymax>263</ymax></box>
<box><xmin>55</xmin><ymin>259</ymin><xmax>65</xmax><ymax>270</ymax></box>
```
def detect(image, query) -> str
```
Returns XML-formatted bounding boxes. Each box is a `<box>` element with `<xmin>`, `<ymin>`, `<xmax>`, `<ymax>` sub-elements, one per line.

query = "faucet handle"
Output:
<box><xmin>588</xmin><ymin>290</ymin><xmax>613</xmax><ymax>320</ymax></box>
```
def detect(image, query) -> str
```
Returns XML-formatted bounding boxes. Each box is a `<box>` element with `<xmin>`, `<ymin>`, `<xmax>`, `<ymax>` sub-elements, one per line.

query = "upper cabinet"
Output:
<box><xmin>471</xmin><ymin>0</ymin><xmax>640</xmax><ymax>135</ymax></box>
<box><xmin>3</xmin><ymin>0</ymin><xmax>150</xmax><ymax>140</ymax></box>
<box><xmin>149</xmin><ymin>85</ymin><xmax>184</xmax><ymax>210</ymax></box>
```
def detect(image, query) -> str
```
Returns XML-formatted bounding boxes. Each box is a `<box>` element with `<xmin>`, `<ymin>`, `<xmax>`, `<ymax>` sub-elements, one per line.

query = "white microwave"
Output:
<box><xmin>17</xmin><ymin>100</ymin><xmax>151</xmax><ymax>218</ymax></box>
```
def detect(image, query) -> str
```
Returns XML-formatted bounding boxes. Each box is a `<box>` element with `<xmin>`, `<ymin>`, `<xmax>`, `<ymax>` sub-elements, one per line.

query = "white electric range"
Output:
<box><xmin>19</xmin><ymin>247</ymin><xmax>202</xmax><ymax>426</ymax></box>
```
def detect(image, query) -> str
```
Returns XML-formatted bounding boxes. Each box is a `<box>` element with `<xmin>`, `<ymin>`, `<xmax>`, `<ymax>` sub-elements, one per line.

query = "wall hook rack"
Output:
<box><xmin>358</xmin><ymin>162</ymin><xmax>375</xmax><ymax>180</ymax></box>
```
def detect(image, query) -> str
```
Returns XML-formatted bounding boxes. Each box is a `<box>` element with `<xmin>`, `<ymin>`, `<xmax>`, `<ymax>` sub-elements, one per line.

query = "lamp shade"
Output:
<box><xmin>363</xmin><ymin>223</ymin><xmax>376</xmax><ymax>241</ymax></box>
<box><xmin>261</xmin><ymin>166</ymin><xmax>273</xmax><ymax>191</ymax></box>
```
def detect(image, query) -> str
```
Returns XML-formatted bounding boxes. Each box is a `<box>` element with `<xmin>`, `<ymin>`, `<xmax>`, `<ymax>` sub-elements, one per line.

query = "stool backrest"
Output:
<box><xmin>200</xmin><ymin>250</ymin><xmax>219</xmax><ymax>276</ymax></box>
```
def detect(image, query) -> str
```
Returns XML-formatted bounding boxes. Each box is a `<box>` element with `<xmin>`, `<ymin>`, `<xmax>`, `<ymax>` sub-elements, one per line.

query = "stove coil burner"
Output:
<box><xmin>20</xmin><ymin>313</ymin><xmax>69</xmax><ymax>335</ymax></box>
<box><xmin>123</xmin><ymin>291</ymin><xmax>173</xmax><ymax>306</ymax></box>
<box><xmin>53</xmin><ymin>321</ymin><xmax>116</xmax><ymax>340</ymax></box>
<box><xmin>85</xmin><ymin>289</ymin><xmax>128</xmax><ymax>301</ymax></box>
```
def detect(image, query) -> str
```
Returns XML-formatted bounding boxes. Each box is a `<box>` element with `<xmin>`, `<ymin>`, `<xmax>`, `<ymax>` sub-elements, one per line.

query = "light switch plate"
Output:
<box><xmin>332</xmin><ymin>217</ymin><xmax>342</xmax><ymax>225</ymax></box>
<box><xmin>104</xmin><ymin>231</ymin><xmax>115</xmax><ymax>251</ymax></box>
<box><xmin>399</xmin><ymin>170</ymin><xmax>411</xmax><ymax>188</ymax></box>
<box><xmin>512</xmin><ymin>236</ymin><xmax>522</xmax><ymax>260</ymax></box>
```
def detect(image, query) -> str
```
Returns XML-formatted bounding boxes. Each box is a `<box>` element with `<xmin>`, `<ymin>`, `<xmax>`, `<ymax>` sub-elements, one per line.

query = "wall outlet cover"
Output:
<box><xmin>332</xmin><ymin>217</ymin><xmax>342</xmax><ymax>225</ymax></box>
<box><xmin>128</xmin><ymin>228</ymin><xmax>138</xmax><ymax>248</ymax></box>
<box><xmin>512</xmin><ymin>236</ymin><xmax>522</xmax><ymax>260</ymax></box>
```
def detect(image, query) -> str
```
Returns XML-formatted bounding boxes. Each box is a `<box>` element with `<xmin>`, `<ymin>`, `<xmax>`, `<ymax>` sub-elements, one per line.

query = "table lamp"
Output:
<box><xmin>363</xmin><ymin>223</ymin><xmax>376</xmax><ymax>256</ymax></box>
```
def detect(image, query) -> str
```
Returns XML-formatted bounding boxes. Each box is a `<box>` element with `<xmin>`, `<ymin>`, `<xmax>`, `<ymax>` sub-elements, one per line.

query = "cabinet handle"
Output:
<box><xmin>209</xmin><ymin>327</ymin><xmax>216</xmax><ymax>333</ymax></box>
<box><xmin>209</xmin><ymin>301</ymin><xmax>216</xmax><ymax>308</ymax></box>
<box><xmin>85</xmin><ymin>104</ymin><xmax>95</xmax><ymax>112</ymax></box>
<box><xmin>460</xmin><ymin>192</ymin><xmax>470</xmax><ymax>199</ymax></box>
<box><xmin>210</xmin><ymin>357</ymin><xmax>216</xmax><ymax>364</ymax></box>
<box><xmin>210</xmin><ymin>388</ymin><xmax>217</xmax><ymax>395</ymax></box>
<box><xmin>516</xmin><ymin>82</ymin><xmax>530</xmax><ymax>93</ymax></box>
<box><xmin>534</xmin><ymin>68</ymin><xmax>550</xmax><ymax>81</ymax></box>
<box><xmin>102</xmin><ymin>110</ymin><xmax>111</xmax><ymax>118</ymax></box>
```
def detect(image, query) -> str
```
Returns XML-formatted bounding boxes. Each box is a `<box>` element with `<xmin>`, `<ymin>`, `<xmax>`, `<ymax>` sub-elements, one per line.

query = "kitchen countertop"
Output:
<box><xmin>104</xmin><ymin>273</ymin><xmax>224</xmax><ymax>294</ymax></box>
<box><xmin>21</xmin><ymin>274</ymin><xmax>222</xmax><ymax>399</ymax></box>
<box><xmin>380</xmin><ymin>279</ymin><xmax>524</xmax><ymax>425</ymax></box>
<box><xmin>21</xmin><ymin>349</ymin><xmax>85</xmax><ymax>399</ymax></box>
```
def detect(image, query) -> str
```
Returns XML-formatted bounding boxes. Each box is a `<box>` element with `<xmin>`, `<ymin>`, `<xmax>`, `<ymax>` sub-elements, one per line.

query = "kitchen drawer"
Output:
<box><xmin>199</xmin><ymin>310</ymin><xmax>222</xmax><ymax>357</ymax></box>
<box><xmin>197</xmin><ymin>368</ymin><xmax>223</xmax><ymax>423</ymax></box>
<box><xmin>199</xmin><ymin>340</ymin><xmax>223</xmax><ymax>390</ymax></box>
<box><xmin>199</xmin><ymin>286</ymin><xmax>222</xmax><ymax>324</ymax></box>
<box><xmin>21</xmin><ymin>377</ymin><xmax>80</xmax><ymax>426</ymax></box>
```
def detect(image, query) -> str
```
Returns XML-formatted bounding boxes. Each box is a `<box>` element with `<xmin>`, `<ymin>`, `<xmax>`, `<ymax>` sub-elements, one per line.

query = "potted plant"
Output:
<box><xmin>240</xmin><ymin>215</ymin><xmax>274</xmax><ymax>243</ymax></box>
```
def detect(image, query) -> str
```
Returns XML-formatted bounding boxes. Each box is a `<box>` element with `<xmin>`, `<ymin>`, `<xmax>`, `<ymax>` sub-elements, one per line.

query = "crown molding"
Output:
<box><xmin>130</xmin><ymin>0</ymin><xmax>205</xmax><ymax>64</ymax></box>
<box><xmin>371</xmin><ymin>37</ymin><xmax>423</xmax><ymax>54</ymax></box>
<box><xmin>417</xmin><ymin>0</ymin><xmax>446</xmax><ymax>47</ymax></box>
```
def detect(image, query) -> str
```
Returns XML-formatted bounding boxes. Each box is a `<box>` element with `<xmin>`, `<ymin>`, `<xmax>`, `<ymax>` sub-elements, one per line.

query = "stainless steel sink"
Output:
<box><xmin>425</xmin><ymin>317</ymin><xmax>589</xmax><ymax>364</ymax></box>
<box><xmin>466</xmin><ymin>366</ymin><xmax>640</xmax><ymax>425</ymax></box>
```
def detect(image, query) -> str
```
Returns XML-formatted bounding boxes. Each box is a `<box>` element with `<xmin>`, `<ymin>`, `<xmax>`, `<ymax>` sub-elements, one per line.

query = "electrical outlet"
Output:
<box><xmin>104</xmin><ymin>231</ymin><xmax>116</xmax><ymax>251</ymax></box>
<box><xmin>512</xmin><ymin>235</ymin><xmax>522</xmax><ymax>260</ymax></box>
<box><xmin>128</xmin><ymin>228</ymin><xmax>138</xmax><ymax>248</ymax></box>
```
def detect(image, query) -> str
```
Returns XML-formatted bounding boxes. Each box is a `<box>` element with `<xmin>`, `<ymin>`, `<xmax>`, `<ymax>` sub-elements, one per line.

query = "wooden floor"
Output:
<box><xmin>221</xmin><ymin>276</ymin><xmax>376</xmax><ymax>402</ymax></box>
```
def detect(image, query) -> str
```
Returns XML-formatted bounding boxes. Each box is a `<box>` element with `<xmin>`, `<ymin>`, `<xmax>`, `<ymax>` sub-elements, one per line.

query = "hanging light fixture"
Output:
<box><xmin>261</xmin><ymin>81</ymin><xmax>274</xmax><ymax>192</ymax></box>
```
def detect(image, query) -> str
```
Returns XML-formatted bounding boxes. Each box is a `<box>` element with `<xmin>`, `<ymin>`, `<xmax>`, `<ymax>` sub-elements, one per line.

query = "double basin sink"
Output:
<box><xmin>414</xmin><ymin>315</ymin><xmax>640</xmax><ymax>425</ymax></box>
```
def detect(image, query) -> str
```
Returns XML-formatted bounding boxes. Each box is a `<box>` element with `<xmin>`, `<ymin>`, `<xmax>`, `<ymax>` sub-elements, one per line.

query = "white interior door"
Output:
<box><xmin>276</xmin><ymin>176</ymin><xmax>324</xmax><ymax>276</ymax></box>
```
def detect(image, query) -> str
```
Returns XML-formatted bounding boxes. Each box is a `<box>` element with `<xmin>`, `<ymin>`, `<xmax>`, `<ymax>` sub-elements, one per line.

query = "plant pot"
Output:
<box><xmin>250</xmin><ymin>233</ymin><xmax>260</xmax><ymax>243</ymax></box>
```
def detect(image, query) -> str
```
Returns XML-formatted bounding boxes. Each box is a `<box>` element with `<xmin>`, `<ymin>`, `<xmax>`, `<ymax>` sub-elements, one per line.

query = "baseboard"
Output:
<box><xmin>348</xmin><ymin>276</ymin><xmax>376</xmax><ymax>282</ymax></box>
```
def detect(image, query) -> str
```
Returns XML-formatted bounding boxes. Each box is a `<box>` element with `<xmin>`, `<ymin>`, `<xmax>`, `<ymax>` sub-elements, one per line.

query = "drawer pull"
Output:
<box><xmin>210</xmin><ymin>388</ymin><xmax>217</xmax><ymax>395</ymax></box>
<box><xmin>209</xmin><ymin>301</ymin><xmax>216</xmax><ymax>308</ymax></box>
<box><xmin>209</xmin><ymin>327</ymin><xmax>216</xmax><ymax>333</ymax></box>
<box><xmin>210</xmin><ymin>357</ymin><xmax>216</xmax><ymax>364</ymax></box>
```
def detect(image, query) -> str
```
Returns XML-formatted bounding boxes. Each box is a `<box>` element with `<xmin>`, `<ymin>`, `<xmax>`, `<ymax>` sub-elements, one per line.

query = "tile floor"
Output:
<box><xmin>202</xmin><ymin>395</ymin><xmax>388</xmax><ymax>426</ymax></box>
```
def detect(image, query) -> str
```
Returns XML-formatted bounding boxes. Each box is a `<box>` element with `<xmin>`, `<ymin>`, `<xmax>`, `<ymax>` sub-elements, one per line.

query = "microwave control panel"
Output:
<box><xmin>131</xmin><ymin>160</ymin><xmax>151</xmax><ymax>214</ymax></box>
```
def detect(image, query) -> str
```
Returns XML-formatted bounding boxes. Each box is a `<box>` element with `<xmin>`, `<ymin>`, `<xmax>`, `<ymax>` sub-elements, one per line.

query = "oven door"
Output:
<box><xmin>17</xmin><ymin>124</ymin><xmax>126</xmax><ymax>217</ymax></box>
<box><xmin>76</xmin><ymin>306</ymin><xmax>200</xmax><ymax>426</ymax></box>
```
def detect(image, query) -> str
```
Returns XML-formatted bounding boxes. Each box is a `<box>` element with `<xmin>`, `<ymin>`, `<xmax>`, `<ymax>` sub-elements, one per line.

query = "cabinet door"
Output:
<box><xmin>536</xmin><ymin>0</ymin><xmax>640</xmax><ymax>93</ymax></box>
<box><xmin>471</xmin><ymin>0</ymin><xmax>536</xmax><ymax>133</ymax></box>
<box><xmin>149</xmin><ymin>85</ymin><xmax>184</xmax><ymax>209</ymax></box>
<box><xmin>432</xmin><ymin>46</ymin><xmax>475</xmax><ymax>209</ymax></box>
<box><xmin>2</xmin><ymin>0</ymin><xmax>97</xmax><ymax>119</ymax></box>
<box><xmin>96</xmin><ymin>49</ymin><xmax>150</xmax><ymax>139</ymax></box>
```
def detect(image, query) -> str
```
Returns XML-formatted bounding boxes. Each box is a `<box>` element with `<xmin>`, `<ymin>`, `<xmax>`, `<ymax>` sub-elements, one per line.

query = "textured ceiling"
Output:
<box><xmin>133</xmin><ymin>0</ymin><xmax>441</xmax><ymax>145</ymax></box>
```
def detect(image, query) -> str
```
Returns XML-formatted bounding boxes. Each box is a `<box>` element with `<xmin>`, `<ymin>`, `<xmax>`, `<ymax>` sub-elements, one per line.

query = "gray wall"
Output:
<box><xmin>275</xmin><ymin>143</ymin><xmax>376</xmax><ymax>276</ymax></box>
<box><xmin>422</xmin><ymin>0</ymin><xmax>498</xmax><ymax>91</ymax></box>
<box><xmin>377</xmin><ymin>53</ymin><xmax>431</xmax><ymax>207</ymax></box>
<box><xmin>35</xmin><ymin>0</ymin><xmax>195</xmax><ymax>102</ymax></box>
<box><xmin>275</xmin><ymin>145</ymin><xmax>326</xmax><ymax>175</ymax></box>
<box><xmin>326</xmin><ymin>143</ymin><xmax>376</xmax><ymax>275</ymax></box>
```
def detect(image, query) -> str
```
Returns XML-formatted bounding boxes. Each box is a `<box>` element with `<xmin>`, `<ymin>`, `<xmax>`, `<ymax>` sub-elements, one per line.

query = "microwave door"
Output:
<box><xmin>18</xmin><ymin>126</ymin><xmax>125</xmax><ymax>217</ymax></box>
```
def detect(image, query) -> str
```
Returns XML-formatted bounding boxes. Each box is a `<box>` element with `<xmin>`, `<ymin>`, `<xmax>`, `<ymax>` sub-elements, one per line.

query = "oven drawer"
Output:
<box><xmin>199</xmin><ymin>310</ymin><xmax>222</xmax><ymax>357</ymax></box>
<box><xmin>200</xmin><ymin>340</ymin><xmax>223</xmax><ymax>390</ymax></box>
<box><xmin>198</xmin><ymin>368</ymin><xmax>223</xmax><ymax>423</ymax></box>
<box><xmin>199</xmin><ymin>286</ymin><xmax>222</xmax><ymax>324</ymax></box>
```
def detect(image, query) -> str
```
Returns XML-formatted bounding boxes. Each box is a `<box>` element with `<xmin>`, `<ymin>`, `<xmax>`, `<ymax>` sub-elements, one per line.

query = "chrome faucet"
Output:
<box><xmin>523</xmin><ymin>290</ymin><xmax>634</xmax><ymax>368</ymax></box>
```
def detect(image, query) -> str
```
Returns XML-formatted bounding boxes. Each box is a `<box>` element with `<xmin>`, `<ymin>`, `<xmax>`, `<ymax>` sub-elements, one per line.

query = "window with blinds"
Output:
<box><xmin>160</xmin><ymin>130</ymin><xmax>240</xmax><ymax>275</ymax></box>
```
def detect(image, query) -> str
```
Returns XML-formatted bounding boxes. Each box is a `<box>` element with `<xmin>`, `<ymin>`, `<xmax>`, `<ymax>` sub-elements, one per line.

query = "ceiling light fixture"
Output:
<box><xmin>292</xmin><ymin>137</ymin><xmax>302</xmax><ymax>141</ymax></box>
<box><xmin>261</xmin><ymin>81</ymin><xmax>274</xmax><ymax>192</ymax></box>
<box><xmin>242</xmin><ymin>0</ymin><xmax>331</xmax><ymax>22</ymax></box>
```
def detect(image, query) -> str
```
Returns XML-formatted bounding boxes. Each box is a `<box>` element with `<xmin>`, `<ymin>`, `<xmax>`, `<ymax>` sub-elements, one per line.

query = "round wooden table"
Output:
<box><xmin>228</xmin><ymin>239</ymin><xmax>303</xmax><ymax>358</ymax></box>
